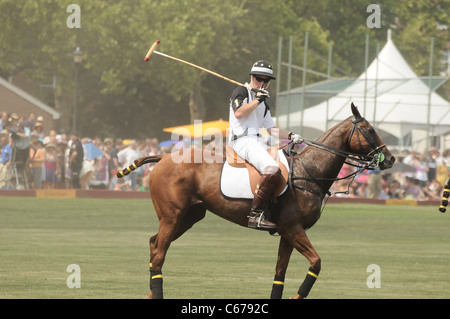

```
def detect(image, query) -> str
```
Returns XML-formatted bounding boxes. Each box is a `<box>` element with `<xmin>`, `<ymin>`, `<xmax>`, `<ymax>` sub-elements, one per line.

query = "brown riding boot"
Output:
<box><xmin>248</xmin><ymin>169</ymin><xmax>283</xmax><ymax>230</ymax></box>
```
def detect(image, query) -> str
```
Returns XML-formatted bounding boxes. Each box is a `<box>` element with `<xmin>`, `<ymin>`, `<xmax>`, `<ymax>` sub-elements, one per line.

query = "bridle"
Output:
<box><xmin>285</xmin><ymin>116</ymin><xmax>387</xmax><ymax>198</ymax></box>
<box><xmin>348</xmin><ymin>116</ymin><xmax>386</xmax><ymax>160</ymax></box>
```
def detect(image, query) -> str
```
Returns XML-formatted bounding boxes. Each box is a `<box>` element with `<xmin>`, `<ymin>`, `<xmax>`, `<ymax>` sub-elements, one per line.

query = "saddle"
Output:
<box><xmin>224</xmin><ymin>145</ymin><xmax>289</xmax><ymax>198</ymax></box>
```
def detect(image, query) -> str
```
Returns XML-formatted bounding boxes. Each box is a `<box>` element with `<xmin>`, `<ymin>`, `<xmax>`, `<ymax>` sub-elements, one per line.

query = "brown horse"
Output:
<box><xmin>118</xmin><ymin>103</ymin><xmax>395</xmax><ymax>299</ymax></box>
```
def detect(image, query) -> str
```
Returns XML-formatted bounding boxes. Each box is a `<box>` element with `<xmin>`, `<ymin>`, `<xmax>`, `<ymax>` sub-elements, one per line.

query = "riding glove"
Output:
<box><xmin>289</xmin><ymin>132</ymin><xmax>303</xmax><ymax>144</ymax></box>
<box><xmin>255</xmin><ymin>88</ymin><xmax>270</xmax><ymax>103</ymax></box>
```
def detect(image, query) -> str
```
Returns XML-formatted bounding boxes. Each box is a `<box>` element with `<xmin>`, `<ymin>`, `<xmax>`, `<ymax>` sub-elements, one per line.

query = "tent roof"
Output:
<box><xmin>288</xmin><ymin>31</ymin><xmax>449</xmax><ymax>139</ymax></box>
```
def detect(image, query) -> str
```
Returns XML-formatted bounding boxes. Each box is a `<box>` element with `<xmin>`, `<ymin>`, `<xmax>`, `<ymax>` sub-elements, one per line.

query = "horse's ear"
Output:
<box><xmin>351</xmin><ymin>102</ymin><xmax>361</xmax><ymax>119</ymax></box>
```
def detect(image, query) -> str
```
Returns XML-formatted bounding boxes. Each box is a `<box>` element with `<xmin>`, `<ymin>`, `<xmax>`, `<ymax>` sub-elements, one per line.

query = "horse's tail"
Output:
<box><xmin>117</xmin><ymin>155</ymin><xmax>164</xmax><ymax>178</ymax></box>
<box><xmin>439</xmin><ymin>178</ymin><xmax>450</xmax><ymax>213</ymax></box>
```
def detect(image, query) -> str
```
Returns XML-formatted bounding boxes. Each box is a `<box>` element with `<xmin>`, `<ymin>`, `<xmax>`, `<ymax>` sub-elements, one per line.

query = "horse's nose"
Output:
<box><xmin>384</xmin><ymin>155</ymin><xmax>396</xmax><ymax>169</ymax></box>
<box><xmin>379</xmin><ymin>154</ymin><xmax>395</xmax><ymax>170</ymax></box>
<box><xmin>389</xmin><ymin>156</ymin><xmax>396</xmax><ymax>165</ymax></box>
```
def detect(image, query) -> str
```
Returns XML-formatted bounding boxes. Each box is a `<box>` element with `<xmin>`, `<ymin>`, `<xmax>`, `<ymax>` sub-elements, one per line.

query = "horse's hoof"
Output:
<box><xmin>144</xmin><ymin>292</ymin><xmax>153</xmax><ymax>299</ymax></box>
<box><xmin>289</xmin><ymin>294</ymin><xmax>302</xmax><ymax>299</ymax></box>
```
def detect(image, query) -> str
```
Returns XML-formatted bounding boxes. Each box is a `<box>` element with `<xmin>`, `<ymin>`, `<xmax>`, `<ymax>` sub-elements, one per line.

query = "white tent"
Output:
<box><xmin>289</xmin><ymin>31</ymin><xmax>450</xmax><ymax>150</ymax></box>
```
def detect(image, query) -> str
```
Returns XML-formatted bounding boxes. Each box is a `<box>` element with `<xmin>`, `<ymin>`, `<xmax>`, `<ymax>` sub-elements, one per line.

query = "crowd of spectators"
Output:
<box><xmin>0</xmin><ymin>111</ymin><xmax>167</xmax><ymax>191</ymax></box>
<box><xmin>1</xmin><ymin>111</ymin><xmax>449</xmax><ymax>200</ymax></box>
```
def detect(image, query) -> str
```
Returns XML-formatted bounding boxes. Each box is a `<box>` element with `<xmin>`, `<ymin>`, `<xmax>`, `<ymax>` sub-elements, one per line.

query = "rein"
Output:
<box><xmin>283</xmin><ymin>116</ymin><xmax>385</xmax><ymax>198</ymax></box>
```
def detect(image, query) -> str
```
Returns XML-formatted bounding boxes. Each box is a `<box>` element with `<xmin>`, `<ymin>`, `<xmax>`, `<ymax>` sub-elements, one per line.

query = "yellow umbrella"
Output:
<box><xmin>163</xmin><ymin>120</ymin><xmax>229</xmax><ymax>138</ymax></box>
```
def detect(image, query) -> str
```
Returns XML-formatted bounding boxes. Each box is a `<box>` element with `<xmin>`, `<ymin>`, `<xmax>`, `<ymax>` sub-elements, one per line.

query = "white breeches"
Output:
<box><xmin>230</xmin><ymin>136</ymin><xmax>278</xmax><ymax>174</ymax></box>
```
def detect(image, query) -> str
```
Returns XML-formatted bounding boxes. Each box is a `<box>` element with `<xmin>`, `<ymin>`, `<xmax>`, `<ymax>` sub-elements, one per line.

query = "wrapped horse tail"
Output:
<box><xmin>439</xmin><ymin>179</ymin><xmax>450</xmax><ymax>213</ymax></box>
<box><xmin>117</xmin><ymin>155</ymin><xmax>163</xmax><ymax>178</ymax></box>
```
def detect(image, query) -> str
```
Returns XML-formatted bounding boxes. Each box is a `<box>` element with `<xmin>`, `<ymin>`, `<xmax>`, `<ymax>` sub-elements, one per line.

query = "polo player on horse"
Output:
<box><xmin>228</xmin><ymin>60</ymin><xmax>303</xmax><ymax>230</ymax></box>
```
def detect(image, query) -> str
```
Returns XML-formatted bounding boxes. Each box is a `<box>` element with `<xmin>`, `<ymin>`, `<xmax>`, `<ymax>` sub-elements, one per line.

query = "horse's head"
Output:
<box><xmin>347</xmin><ymin>103</ymin><xmax>395</xmax><ymax>170</ymax></box>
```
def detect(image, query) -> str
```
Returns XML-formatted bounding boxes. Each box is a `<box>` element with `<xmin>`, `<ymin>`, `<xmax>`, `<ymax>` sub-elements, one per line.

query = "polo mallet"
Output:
<box><xmin>144</xmin><ymin>40</ymin><xmax>251</xmax><ymax>89</ymax></box>
<box><xmin>439</xmin><ymin>179</ymin><xmax>449</xmax><ymax>213</ymax></box>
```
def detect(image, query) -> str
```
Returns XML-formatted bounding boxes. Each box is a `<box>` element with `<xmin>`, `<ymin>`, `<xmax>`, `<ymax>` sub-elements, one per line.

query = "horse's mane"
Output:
<box><xmin>301</xmin><ymin>117</ymin><xmax>351</xmax><ymax>155</ymax></box>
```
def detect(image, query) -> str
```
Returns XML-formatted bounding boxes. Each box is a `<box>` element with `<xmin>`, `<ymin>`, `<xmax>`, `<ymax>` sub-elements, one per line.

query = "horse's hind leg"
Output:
<box><xmin>147</xmin><ymin>204</ymin><xmax>206</xmax><ymax>299</ymax></box>
<box><xmin>147</xmin><ymin>221</ymin><xmax>173</xmax><ymax>299</ymax></box>
<box><xmin>172</xmin><ymin>203</ymin><xmax>206</xmax><ymax>241</ymax></box>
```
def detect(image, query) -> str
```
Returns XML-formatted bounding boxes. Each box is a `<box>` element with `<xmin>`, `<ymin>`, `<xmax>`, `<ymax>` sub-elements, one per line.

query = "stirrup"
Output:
<box><xmin>248</xmin><ymin>211</ymin><xmax>277</xmax><ymax>229</ymax></box>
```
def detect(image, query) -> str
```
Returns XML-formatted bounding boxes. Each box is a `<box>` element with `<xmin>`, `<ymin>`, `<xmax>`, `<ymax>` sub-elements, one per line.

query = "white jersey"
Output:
<box><xmin>228</xmin><ymin>83</ymin><xmax>278</xmax><ymax>173</ymax></box>
<box><xmin>228</xmin><ymin>83</ymin><xmax>275</xmax><ymax>142</ymax></box>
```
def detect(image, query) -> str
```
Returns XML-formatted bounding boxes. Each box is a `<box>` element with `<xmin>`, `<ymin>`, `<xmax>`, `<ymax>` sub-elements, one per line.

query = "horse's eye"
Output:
<box><xmin>368</xmin><ymin>128</ymin><xmax>375</xmax><ymax>133</ymax></box>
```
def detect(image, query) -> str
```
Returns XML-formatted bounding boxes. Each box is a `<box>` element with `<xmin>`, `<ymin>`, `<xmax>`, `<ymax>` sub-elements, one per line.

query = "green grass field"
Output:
<box><xmin>1</xmin><ymin>197</ymin><xmax>449</xmax><ymax>299</ymax></box>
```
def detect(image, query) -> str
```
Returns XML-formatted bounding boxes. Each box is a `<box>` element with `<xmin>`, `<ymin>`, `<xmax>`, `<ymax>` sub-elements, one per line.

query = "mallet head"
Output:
<box><xmin>144</xmin><ymin>40</ymin><xmax>160</xmax><ymax>61</ymax></box>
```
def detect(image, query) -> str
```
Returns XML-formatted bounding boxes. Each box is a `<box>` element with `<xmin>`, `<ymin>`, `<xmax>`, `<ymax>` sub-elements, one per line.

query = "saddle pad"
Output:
<box><xmin>220</xmin><ymin>149</ymin><xmax>289</xmax><ymax>199</ymax></box>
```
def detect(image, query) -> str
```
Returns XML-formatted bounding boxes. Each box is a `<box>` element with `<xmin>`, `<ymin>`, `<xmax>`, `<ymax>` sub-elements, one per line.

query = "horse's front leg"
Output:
<box><xmin>289</xmin><ymin>229</ymin><xmax>321</xmax><ymax>299</ymax></box>
<box><xmin>270</xmin><ymin>236</ymin><xmax>294</xmax><ymax>299</ymax></box>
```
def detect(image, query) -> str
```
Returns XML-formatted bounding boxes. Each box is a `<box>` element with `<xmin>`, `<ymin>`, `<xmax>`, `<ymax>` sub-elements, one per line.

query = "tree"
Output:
<box><xmin>0</xmin><ymin>0</ymin><xmax>447</xmax><ymax>139</ymax></box>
